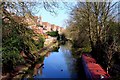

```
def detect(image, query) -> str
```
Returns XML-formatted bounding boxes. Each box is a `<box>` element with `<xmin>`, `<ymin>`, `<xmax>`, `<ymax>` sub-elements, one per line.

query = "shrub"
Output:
<box><xmin>46</xmin><ymin>31</ymin><xmax>59</xmax><ymax>37</ymax></box>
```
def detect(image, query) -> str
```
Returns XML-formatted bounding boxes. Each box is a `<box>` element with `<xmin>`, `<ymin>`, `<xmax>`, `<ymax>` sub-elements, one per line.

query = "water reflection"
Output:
<box><xmin>45</xmin><ymin>52</ymin><xmax>50</xmax><ymax>57</ymax></box>
<box><xmin>33</xmin><ymin>46</ymin><xmax>78</xmax><ymax>78</ymax></box>
<box><xmin>33</xmin><ymin>62</ymin><xmax>44</xmax><ymax>76</ymax></box>
<box><xmin>16</xmin><ymin>41</ymin><xmax>86</xmax><ymax>80</ymax></box>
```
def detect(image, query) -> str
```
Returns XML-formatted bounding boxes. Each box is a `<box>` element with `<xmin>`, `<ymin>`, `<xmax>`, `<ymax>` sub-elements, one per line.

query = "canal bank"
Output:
<box><xmin>1</xmin><ymin>41</ymin><xmax>59</xmax><ymax>80</ymax></box>
<box><xmin>2</xmin><ymin>41</ymin><xmax>86</xmax><ymax>79</ymax></box>
<box><xmin>27</xmin><ymin>42</ymin><xmax>86</xmax><ymax>79</ymax></box>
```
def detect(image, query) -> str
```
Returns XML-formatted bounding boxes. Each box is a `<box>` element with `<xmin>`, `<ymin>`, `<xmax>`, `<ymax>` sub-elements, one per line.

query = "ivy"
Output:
<box><xmin>2</xmin><ymin>9</ymin><xmax>45</xmax><ymax>68</ymax></box>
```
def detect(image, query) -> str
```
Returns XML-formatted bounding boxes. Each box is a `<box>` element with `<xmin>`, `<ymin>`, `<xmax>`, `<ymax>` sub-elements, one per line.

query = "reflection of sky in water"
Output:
<box><xmin>34</xmin><ymin>46</ymin><xmax>77</xmax><ymax>78</ymax></box>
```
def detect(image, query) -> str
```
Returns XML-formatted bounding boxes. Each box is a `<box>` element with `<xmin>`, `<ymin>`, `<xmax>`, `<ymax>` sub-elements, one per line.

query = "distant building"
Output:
<box><xmin>9</xmin><ymin>12</ymin><xmax>64</xmax><ymax>35</ymax></box>
<box><xmin>51</xmin><ymin>24</ymin><xmax>57</xmax><ymax>31</ymax></box>
<box><xmin>24</xmin><ymin>14</ymin><xmax>43</xmax><ymax>34</ymax></box>
<box><xmin>37</xmin><ymin>16</ymin><xmax>42</xmax><ymax>25</ymax></box>
<box><xmin>42</xmin><ymin>22</ymin><xmax>51</xmax><ymax>32</ymax></box>
<box><xmin>25</xmin><ymin>15</ymin><xmax>64</xmax><ymax>35</ymax></box>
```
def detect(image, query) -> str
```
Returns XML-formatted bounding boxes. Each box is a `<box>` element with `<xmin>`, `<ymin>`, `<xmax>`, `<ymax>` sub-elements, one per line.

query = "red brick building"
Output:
<box><xmin>23</xmin><ymin>15</ymin><xmax>64</xmax><ymax>35</ymax></box>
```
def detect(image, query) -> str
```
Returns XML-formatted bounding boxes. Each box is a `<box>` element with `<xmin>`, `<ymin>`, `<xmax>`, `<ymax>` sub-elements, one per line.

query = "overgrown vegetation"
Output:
<box><xmin>1</xmin><ymin>2</ymin><xmax>45</xmax><ymax>73</ymax></box>
<box><xmin>1</xmin><ymin>1</ymin><xmax>67</xmax><ymax>75</ymax></box>
<box><xmin>46</xmin><ymin>31</ymin><xmax>59</xmax><ymax>37</ymax></box>
<box><xmin>65</xmin><ymin>1</ymin><xmax>120</xmax><ymax>78</ymax></box>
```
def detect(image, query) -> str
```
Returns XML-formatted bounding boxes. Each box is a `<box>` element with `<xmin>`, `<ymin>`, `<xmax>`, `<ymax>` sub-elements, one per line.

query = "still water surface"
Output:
<box><xmin>33</xmin><ymin>45</ymin><xmax>78</xmax><ymax>78</ymax></box>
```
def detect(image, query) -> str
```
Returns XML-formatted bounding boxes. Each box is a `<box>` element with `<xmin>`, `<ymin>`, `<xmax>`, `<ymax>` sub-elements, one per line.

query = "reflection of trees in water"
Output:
<box><xmin>60</xmin><ymin>45</ymin><xmax>78</xmax><ymax>78</ymax></box>
<box><xmin>45</xmin><ymin>52</ymin><xmax>51</xmax><ymax>57</ymax></box>
<box><xmin>22</xmin><ymin>51</ymin><xmax>52</xmax><ymax>78</ymax></box>
<box><xmin>38</xmin><ymin>67</ymin><xmax>43</xmax><ymax>75</ymax></box>
<box><xmin>60</xmin><ymin>45</ymin><xmax>85</xmax><ymax>78</ymax></box>
<box><xmin>60</xmin><ymin>41</ymin><xmax>72</xmax><ymax>50</ymax></box>
<box><xmin>51</xmin><ymin>46</ymin><xmax>60</xmax><ymax>52</ymax></box>
<box><xmin>21</xmin><ymin>56</ymin><xmax>44</xmax><ymax>78</ymax></box>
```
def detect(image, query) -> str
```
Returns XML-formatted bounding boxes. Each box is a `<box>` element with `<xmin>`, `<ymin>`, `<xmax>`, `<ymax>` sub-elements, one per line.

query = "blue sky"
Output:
<box><xmin>34</xmin><ymin>0</ymin><xmax>119</xmax><ymax>28</ymax></box>
<box><xmin>36</xmin><ymin>8</ymin><xmax>68</xmax><ymax>28</ymax></box>
<box><xmin>35</xmin><ymin>2</ymin><xmax>77</xmax><ymax>28</ymax></box>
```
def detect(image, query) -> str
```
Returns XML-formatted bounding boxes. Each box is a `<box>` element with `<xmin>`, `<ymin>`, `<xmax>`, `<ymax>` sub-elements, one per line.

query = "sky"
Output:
<box><xmin>33</xmin><ymin>0</ymin><xmax>119</xmax><ymax>28</ymax></box>
<box><xmin>34</xmin><ymin>2</ymin><xmax>77</xmax><ymax>28</ymax></box>
<box><xmin>36</xmin><ymin>8</ymin><xmax>68</xmax><ymax>28</ymax></box>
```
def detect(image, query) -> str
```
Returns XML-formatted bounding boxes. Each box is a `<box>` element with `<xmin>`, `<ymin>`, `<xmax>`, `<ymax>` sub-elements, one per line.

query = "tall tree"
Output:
<box><xmin>66</xmin><ymin>1</ymin><xmax>119</xmax><ymax>75</ymax></box>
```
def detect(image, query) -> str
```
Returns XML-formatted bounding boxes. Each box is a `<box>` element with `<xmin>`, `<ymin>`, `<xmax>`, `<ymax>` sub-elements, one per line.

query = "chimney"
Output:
<box><xmin>39</xmin><ymin>16</ymin><xmax>42</xmax><ymax>25</ymax></box>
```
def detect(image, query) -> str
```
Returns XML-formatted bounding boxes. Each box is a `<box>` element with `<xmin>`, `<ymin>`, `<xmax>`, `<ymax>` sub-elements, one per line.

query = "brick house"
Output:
<box><xmin>42</xmin><ymin>22</ymin><xmax>52</xmax><ymax>32</ymax></box>
<box><xmin>51</xmin><ymin>24</ymin><xmax>57</xmax><ymax>31</ymax></box>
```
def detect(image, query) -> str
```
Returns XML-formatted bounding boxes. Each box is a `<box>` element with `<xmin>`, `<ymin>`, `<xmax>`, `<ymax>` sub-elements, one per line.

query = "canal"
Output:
<box><xmin>21</xmin><ymin>42</ymin><xmax>86</xmax><ymax>79</ymax></box>
<box><xmin>34</xmin><ymin>45</ymin><xmax>77</xmax><ymax>78</ymax></box>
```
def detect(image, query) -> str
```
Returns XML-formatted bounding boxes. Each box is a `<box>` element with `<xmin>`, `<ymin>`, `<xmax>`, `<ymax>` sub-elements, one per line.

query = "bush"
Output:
<box><xmin>46</xmin><ymin>31</ymin><xmax>59</xmax><ymax>37</ymax></box>
<box><xmin>32</xmin><ymin>34</ymin><xmax>45</xmax><ymax>50</ymax></box>
<box><xmin>2</xmin><ymin>9</ymin><xmax>45</xmax><ymax>73</ymax></box>
<box><xmin>2</xmin><ymin>48</ymin><xmax>24</xmax><ymax>66</ymax></box>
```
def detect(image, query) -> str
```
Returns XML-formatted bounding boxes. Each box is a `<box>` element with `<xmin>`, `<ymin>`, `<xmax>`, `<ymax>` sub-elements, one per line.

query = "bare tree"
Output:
<box><xmin>66</xmin><ymin>1</ymin><xmax>119</xmax><ymax>74</ymax></box>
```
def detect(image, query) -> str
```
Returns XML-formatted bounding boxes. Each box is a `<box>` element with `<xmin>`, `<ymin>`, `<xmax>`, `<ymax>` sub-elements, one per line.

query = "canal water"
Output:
<box><xmin>33</xmin><ymin>45</ymin><xmax>78</xmax><ymax>78</ymax></box>
<box><xmin>22</xmin><ymin>42</ymin><xmax>85</xmax><ymax>79</ymax></box>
